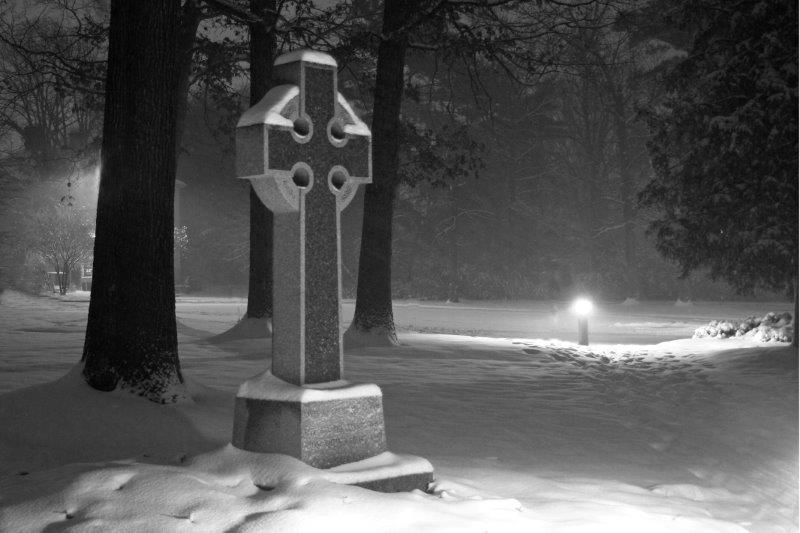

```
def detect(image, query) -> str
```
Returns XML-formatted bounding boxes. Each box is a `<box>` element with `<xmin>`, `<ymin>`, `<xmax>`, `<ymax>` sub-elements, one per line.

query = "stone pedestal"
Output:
<box><xmin>233</xmin><ymin>373</ymin><xmax>386</xmax><ymax>468</ymax></box>
<box><xmin>232</xmin><ymin>373</ymin><xmax>432</xmax><ymax>492</ymax></box>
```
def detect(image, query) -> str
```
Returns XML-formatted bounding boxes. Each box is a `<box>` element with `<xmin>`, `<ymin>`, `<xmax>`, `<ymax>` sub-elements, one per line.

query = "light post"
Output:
<box><xmin>571</xmin><ymin>297</ymin><xmax>593</xmax><ymax>346</ymax></box>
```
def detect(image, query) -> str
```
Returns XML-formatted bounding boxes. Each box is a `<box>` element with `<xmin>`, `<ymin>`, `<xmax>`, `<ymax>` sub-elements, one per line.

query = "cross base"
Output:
<box><xmin>232</xmin><ymin>374</ymin><xmax>433</xmax><ymax>492</ymax></box>
<box><xmin>351</xmin><ymin>473</ymin><xmax>433</xmax><ymax>493</ymax></box>
<box><xmin>233</xmin><ymin>396</ymin><xmax>386</xmax><ymax>469</ymax></box>
<box><xmin>232</xmin><ymin>374</ymin><xmax>391</xmax><ymax>460</ymax></box>
<box><xmin>232</xmin><ymin>377</ymin><xmax>385</xmax><ymax>468</ymax></box>
<box><xmin>328</xmin><ymin>452</ymin><xmax>434</xmax><ymax>493</ymax></box>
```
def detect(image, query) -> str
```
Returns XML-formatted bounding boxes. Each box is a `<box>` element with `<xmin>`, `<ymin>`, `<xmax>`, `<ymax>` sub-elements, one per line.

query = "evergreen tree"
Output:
<box><xmin>640</xmin><ymin>0</ymin><xmax>798</xmax><ymax>343</ymax></box>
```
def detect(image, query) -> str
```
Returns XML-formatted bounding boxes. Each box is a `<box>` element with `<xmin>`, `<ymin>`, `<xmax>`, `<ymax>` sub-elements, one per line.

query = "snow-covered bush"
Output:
<box><xmin>693</xmin><ymin>312</ymin><xmax>793</xmax><ymax>342</ymax></box>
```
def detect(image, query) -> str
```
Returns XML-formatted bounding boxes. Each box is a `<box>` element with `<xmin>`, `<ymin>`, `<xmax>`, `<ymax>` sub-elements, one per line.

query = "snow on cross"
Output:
<box><xmin>232</xmin><ymin>49</ymin><xmax>433</xmax><ymax>492</ymax></box>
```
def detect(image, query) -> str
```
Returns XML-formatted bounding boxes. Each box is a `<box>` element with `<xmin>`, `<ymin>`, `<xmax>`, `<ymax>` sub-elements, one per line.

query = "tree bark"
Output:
<box><xmin>82</xmin><ymin>0</ymin><xmax>184</xmax><ymax>403</ymax></box>
<box><xmin>245</xmin><ymin>0</ymin><xmax>276</xmax><ymax>320</ymax></box>
<box><xmin>346</xmin><ymin>0</ymin><xmax>419</xmax><ymax>345</ymax></box>
<box><xmin>448</xmin><ymin>183</ymin><xmax>460</xmax><ymax>302</ymax></box>
<box><xmin>792</xmin><ymin>279</ymin><xmax>798</xmax><ymax>348</ymax></box>
<box><xmin>58</xmin><ymin>267</ymin><xmax>68</xmax><ymax>295</ymax></box>
<box><xmin>174</xmin><ymin>0</ymin><xmax>202</xmax><ymax>155</ymax></box>
<box><xmin>173</xmin><ymin>1</ymin><xmax>202</xmax><ymax>287</ymax></box>
<box><xmin>573</xmin><ymin>70</ymin><xmax>607</xmax><ymax>280</ymax></box>
<box><xmin>613</xmin><ymin>95</ymin><xmax>638</xmax><ymax>299</ymax></box>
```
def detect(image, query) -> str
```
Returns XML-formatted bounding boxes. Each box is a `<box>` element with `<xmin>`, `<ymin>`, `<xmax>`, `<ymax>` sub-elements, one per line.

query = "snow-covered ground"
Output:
<box><xmin>0</xmin><ymin>291</ymin><xmax>796</xmax><ymax>532</ymax></box>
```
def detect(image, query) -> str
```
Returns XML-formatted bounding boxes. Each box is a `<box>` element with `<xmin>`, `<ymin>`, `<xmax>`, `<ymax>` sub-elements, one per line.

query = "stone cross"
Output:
<box><xmin>232</xmin><ymin>50</ymin><xmax>433</xmax><ymax>491</ymax></box>
<box><xmin>236</xmin><ymin>49</ymin><xmax>371</xmax><ymax>386</ymax></box>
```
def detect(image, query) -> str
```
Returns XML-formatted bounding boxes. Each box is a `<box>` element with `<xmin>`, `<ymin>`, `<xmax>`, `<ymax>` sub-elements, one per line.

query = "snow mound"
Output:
<box><xmin>343</xmin><ymin>325</ymin><xmax>399</xmax><ymax>349</ymax></box>
<box><xmin>693</xmin><ymin>312</ymin><xmax>793</xmax><ymax>342</ymax></box>
<box><xmin>0</xmin><ymin>446</ymin><xmax>534</xmax><ymax>533</ymax></box>
<box><xmin>210</xmin><ymin>316</ymin><xmax>272</xmax><ymax>343</ymax></box>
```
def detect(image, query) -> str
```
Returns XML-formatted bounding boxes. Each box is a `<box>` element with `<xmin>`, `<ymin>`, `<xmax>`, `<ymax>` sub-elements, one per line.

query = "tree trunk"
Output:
<box><xmin>585</xmin><ymin>149</ymin><xmax>602</xmax><ymax>275</ymax></box>
<box><xmin>346</xmin><ymin>0</ymin><xmax>418</xmax><ymax>346</ymax></box>
<box><xmin>172</xmin><ymin>2</ymin><xmax>201</xmax><ymax>287</ymax></box>
<box><xmin>577</xmin><ymin>74</ymin><xmax>606</xmax><ymax>280</ymax></box>
<box><xmin>793</xmin><ymin>279</ymin><xmax>798</xmax><ymax>348</ymax></box>
<box><xmin>174</xmin><ymin>0</ymin><xmax>202</xmax><ymax>155</ymax></box>
<box><xmin>613</xmin><ymin>96</ymin><xmax>638</xmax><ymax>299</ymax></box>
<box><xmin>448</xmin><ymin>183</ymin><xmax>460</xmax><ymax>303</ymax></box>
<box><xmin>82</xmin><ymin>0</ymin><xmax>184</xmax><ymax>403</ymax></box>
<box><xmin>504</xmin><ymin>154</ymin><xmax>517</xmax><ymax>296</ymax></box>
<box><xmin>245</xmin><ymin>0</ymin><xmax>276</xmax><ymax>320</ymax></box>
<box><xmin>58</xmin><ymin>266</ymin><xmax>68</xmax><ymax>295</ymax></box>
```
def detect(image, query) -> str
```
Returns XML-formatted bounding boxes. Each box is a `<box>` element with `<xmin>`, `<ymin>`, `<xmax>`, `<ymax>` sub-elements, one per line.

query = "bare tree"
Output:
<box><xmin>0</xmin><ymin>0</ymin><xmax>106</xmax><ymax>178</ymax></box>
<box><xmin>557</xmin><ymin>6</ymin><xmax>654</xmax><ymax>299</ymax></box>
<box><xmin>29</xmin><ymin>204</ymin><xmax>93</xmax><ymax>294</ymax></box>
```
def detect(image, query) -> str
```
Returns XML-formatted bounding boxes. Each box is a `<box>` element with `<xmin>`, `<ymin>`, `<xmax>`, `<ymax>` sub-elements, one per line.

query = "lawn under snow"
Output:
<box><xmin>0</xmin><ymin>291</ymin><xmax>796</xmax><ymax>532</ymax></box>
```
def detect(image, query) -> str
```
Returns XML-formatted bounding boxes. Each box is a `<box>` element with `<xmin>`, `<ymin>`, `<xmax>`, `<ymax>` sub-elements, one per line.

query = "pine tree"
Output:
<box><xmin>641</xmin><ymin>0</ymin><xmax>798</xmax><ymax>344</ymax></box>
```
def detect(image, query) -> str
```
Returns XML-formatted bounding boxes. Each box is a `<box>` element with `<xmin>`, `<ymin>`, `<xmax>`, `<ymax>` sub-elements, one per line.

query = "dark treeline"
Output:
<box><xmin>1</xmin><ymin>0</ymin><xmax>795</xmax><ymax>398</ymax></box>
<box><xmin>170</xmin><ymin>1</ymin><xmax>791</xmax><ymax>303</ymax></box>
<box><xmin>0</xmin><ymin>0</ymin><xmax>794</xmax><ymax>304</ymax></box>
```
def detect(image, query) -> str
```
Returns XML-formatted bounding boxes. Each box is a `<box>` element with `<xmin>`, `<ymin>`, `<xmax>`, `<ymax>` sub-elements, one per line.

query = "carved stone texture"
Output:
<box><xmin>236</xmin><ymin>50</ymin><xmax>371</xmax><ymax>386</ymax></box>
<box><xmin>232</xmin><ymin>395</ymin><xmax>387</xmax><ymax>469</ymax></box>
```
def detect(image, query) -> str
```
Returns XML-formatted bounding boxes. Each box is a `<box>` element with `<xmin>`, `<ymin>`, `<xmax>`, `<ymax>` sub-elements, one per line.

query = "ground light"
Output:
<box><xmin>571</xmin><ymin>297</ymin><xmax>593</xmax><ymax>345</ymax></box>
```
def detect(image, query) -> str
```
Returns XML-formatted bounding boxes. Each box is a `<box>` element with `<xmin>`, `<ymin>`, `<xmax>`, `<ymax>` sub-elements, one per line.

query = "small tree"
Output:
<box><xmin>640</xmin><ymin>0</ymin><xmax>798</xmax><ymax>344</ymax></box>
<box><xmin>30</xmin><ymin>205</ymin><xmax>94</xmax><ymax>294</ymax></box>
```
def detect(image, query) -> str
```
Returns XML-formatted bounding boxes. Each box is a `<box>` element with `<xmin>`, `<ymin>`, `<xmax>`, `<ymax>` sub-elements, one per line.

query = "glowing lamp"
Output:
<box><xmin>571</xmin><ymin>297</ymin><xmax>593</xmax><ymax>345</ymax></box>
<box><xmin>571</xmin><ymin>297</ymin><xmax>593</xmax><ymax>316</ymax></box>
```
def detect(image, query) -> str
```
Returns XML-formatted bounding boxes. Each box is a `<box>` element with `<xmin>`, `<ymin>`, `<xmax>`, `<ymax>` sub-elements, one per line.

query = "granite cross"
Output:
<box><xmin>231</xmin><ymin>50</ymin><xmax>433</xmax><ymax>490</ymax></box>
<box><xmin>236</xmin><ymin>49</ymin><xmax>371</xmax><ymax>386</ymax></box>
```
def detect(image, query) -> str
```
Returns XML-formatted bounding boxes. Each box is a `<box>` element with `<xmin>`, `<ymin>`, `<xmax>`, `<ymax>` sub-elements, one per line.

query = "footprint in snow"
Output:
<box><xmin>548</xmin><ymin>352</ymin><xmax>571</xmax><ymax>362</ymax></box>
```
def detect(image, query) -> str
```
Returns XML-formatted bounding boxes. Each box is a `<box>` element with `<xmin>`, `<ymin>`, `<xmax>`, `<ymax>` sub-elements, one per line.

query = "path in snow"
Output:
<box><xmin>174</xmin><ymin>295</ymin><xmax>790</xmax><ymax>343</ymax></box>
<box><xmin>344</xmin><ymin>334</ymin><xmax>797</xmax><ymax>529</ymax></box>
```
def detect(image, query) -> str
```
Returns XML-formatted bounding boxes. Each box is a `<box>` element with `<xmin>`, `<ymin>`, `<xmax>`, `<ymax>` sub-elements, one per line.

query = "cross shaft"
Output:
<box><xmin>236</xmin><ymin>51</ymin><xmax>371</xmax><ymax>385</ymax></box>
